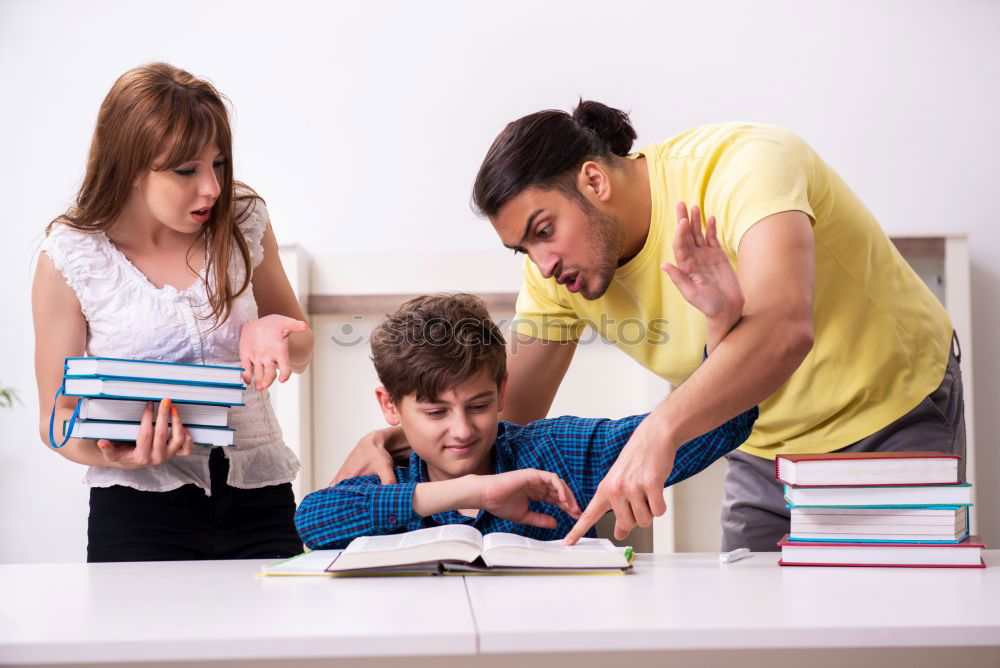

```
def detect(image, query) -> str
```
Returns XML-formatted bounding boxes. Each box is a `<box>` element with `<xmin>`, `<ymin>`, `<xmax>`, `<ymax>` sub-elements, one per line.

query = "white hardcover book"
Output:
<box><xmin>325</xmin><ymin>525</ymin><xmax>634</xmax><ymax>575</ymax></box>
<box><xmin>79</xmin><ymin>398</ymin><xmax>229</xmax><ymax>427</ymax></box>
<box><xmin>789</xmin><ymin>531</ymin><xmax>967</xmax><ymax>542</ymax></box>
<box><xmin>791</xmin><ymin>506</ymin><xmax>965</xmax><ymax>520</ymax></box>
<box><xmin>784</xmin><ymin>484</ymin><xmax>972</xmax><ymax>507</ymax></box>
<box><xmin>65</xmin><ymin>357</ymin><xmax>243</xmax><ymax>386</ymax></box>
<box><xmin>64</xmin><ymin>377</ymin><xmax>245</xmax><ymax>406</ymax></box>
<box><xmin>791</xmin><ymin>507</ymin><xmax>968</xmax><ymax>531</ymax></box>
<box><xmin>65</xmin><ymin>419</ymin><xmax>234</xmax><ymax>446</ymax></box>
<box><xmin>789</xmin><ymin>513</ymin><xmax>968</xmax><ymax>541</ymax></box>
<box><xmin>775</xmin><ymin>452</ymin><xmax>960</xmax><ymax>486</ymax></box>
<box><xmin>792</xmin><ymin>518</ymin><xmax>966</xmax><ymax>533</ymax></box>
<box><xmin>792</xmin><ymin>517</ymin><xmax>966</xmax><ymax>528</ymax></box>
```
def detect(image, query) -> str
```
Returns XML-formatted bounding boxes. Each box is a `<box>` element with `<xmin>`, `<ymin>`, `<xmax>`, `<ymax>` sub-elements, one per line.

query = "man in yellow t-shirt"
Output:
<box><xmin>337</xmin><ymin>101</ymin><xmax>963</xmax><ymax>552</ymax></box>
<box><xmin>470</xmin><ymin>101</ymin><xmax>962</xmax><ymax>550</ymax></box>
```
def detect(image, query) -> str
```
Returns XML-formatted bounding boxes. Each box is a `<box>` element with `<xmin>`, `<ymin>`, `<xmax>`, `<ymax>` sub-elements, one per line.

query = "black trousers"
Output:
<box><xmin>88</xmin><ymin>448</ymin><xmax>302</xmax><ymax>562</ymax></box>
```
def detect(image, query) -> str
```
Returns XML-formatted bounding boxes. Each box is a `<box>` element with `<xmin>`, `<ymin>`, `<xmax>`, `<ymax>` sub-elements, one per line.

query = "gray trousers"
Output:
<box><xmin>720</xmin><ymin>337</ymin><xmax>966</xmax><ymax>552</ymax></box>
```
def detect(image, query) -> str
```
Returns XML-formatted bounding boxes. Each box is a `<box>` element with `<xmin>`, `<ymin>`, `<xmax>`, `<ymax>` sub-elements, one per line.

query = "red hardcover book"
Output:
<box><xmin>777</xmin><ymin>534</ymin><xmax>985</xmax><ymax>568</ymax></box>
<box><xmin>775</xmin><ymin>451</ymin><xmax>961</xmax><ymax>488</ymax></box>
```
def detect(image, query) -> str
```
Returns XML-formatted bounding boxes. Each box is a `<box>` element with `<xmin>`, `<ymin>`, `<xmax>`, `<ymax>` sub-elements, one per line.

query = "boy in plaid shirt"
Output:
<box><xmin>295</xmin><ymin>292</ymin><xmax>756</xmax><ymax>549</ymax></box>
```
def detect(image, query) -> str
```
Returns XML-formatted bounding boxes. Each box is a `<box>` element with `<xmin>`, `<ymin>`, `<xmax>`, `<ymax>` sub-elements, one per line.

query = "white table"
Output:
<box><xmin>2</xmin><ymin>552</ymin><xmax>999</xmax><ymax>668</ymax></box>
<box><xmin>468</xmin><ymin>552</ymin><xmax>1000</xmax><ymax>664</ymax></box>
<box><xmin>0</xmin><ymin>559</ymin><xmax>476</xmax><ymax>666</ymax></box>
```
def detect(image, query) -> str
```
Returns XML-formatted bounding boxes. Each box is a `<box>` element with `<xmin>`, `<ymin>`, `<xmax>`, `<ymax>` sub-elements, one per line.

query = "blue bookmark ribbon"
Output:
<box><xmin>48</xmin><ymin>384</ymin><xmax>81</xmax><ymax>449</ymax></box>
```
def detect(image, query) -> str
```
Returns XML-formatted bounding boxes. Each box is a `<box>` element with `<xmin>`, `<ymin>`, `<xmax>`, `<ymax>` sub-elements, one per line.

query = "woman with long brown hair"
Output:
<box><xmin>32</xmin><ymin>63</ymin><xmax>314</xmax><ymax>562</ymax></box>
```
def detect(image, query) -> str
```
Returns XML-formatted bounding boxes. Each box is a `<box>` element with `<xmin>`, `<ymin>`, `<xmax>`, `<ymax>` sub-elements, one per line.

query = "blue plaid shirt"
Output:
<box><xmin>295</xmin><ymin>405</ymin><xmax>758</xmax><ymax>550</ymax></box>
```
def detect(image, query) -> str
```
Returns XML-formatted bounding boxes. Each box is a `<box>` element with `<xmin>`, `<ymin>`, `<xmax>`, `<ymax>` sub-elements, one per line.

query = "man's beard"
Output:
<box><xmin>580</xmin><ymin>205</ymin><xmax>625</xmax><ymax>300</ymax></box>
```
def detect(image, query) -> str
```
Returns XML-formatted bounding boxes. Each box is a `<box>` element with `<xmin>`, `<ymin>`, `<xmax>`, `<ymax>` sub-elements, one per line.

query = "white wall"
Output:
<box><xmin>1</xmin><ymin>0</ymin><xmax>997</xmax><ymax>563</ymax></box>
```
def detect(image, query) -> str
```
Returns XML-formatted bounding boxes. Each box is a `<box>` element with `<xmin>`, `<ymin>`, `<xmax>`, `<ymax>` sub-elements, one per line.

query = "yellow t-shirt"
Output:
<box><xmin>512</xmin><ymin>122</ymin><xmax>953</xmax><ymax>459</ymax></box>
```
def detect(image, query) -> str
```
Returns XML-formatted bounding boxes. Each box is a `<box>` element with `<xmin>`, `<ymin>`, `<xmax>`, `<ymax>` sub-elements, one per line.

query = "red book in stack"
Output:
<box><xmin>777</xmin><ymin>535</ymin><xmax>986</xmax><ymax>568</ymax></box>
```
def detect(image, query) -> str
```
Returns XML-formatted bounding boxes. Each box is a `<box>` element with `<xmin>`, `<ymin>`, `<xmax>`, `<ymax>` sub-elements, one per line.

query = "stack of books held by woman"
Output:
<box><xmin>775</xmin><ymin>452</ymin><xmax>985</xmax><ymax>568</ymax></box>
<box><xmin>61</xmin><ymin>357</ymin><xmax>245</xmax><ymax>447</ymax></box>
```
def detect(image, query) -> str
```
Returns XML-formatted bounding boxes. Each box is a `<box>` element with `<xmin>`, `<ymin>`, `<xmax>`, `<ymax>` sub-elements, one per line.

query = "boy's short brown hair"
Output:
<box><xmin>370</xmin><ymin>294</ymin><xmax>507</xmax><ymax>403</ymax></box>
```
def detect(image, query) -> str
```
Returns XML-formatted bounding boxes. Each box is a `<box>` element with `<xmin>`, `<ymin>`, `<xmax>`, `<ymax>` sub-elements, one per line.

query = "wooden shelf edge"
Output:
<box><xmin>890</xmin><ymin>237</ymin><xmax>945</xmax><ymax>260</ymax></box>
<box><xmin>309</xmin><ymin>292</ymin><xmax>518</xmax><ymax>315</ymax></box>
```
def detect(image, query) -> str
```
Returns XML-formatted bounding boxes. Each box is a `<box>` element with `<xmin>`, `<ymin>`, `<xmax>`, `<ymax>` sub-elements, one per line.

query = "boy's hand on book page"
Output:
<box><xmin>564</xmin><ymin>416</ymin><xmax>675</xmax><ymax>545</ymax></box>
<box><xmin>96</xmin><ymin>399</ymin><xmax>194</xmax><ymax>469</ymax></box>
<box><xmin>332</xmin><ymin>428</ymin><xmax>402</xmax><ymax>485</ymax></box>
<box><xmin>480</xmin><ymin>469</ymin><xmax>582</xmax><ymax>529</ymax></box>
<box><xmin>239</xmin><ymin>314</ymin><xmax>310</xmax><ymax>391</ymax></box>
<box><xmin>662</xmin><ymin>202</ymin><xmax>744</xmax><ymax>328</ymax></box>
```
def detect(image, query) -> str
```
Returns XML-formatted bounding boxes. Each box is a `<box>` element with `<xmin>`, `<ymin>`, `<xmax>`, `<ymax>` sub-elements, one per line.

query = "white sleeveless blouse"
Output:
<box><xmin>40</xmin><ymin>195</ymin><xmax>300</xmax><ymax>495</ymax></box>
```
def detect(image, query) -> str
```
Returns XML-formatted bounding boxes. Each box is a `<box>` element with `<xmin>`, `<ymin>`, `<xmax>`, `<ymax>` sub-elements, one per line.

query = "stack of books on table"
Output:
<box><xmin>775</xmin><ymin>452</ymin><xmax>985</xmax><ymax>568</ymax></box>
<box><xmin>61</xmin><ymin>357</ymin><xmax>245</xmax><ymax>447</ymax></box>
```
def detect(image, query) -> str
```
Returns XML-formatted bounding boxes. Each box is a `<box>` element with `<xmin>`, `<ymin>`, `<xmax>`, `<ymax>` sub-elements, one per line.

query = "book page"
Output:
<box><xmin>481</xmin><ymin>533</ymin><xmax>630</xmax><ymax>569</ymax></box>
<box><xmin>483</xmin><ymin>533</ymin><xmax>619</xmax><ymax>552</ymax></box>
<box><xmin>347</xmin><ymin>524</ymin><xmax>483</xmax><ymax>554</ymax></box>
<box><xmin>329</xmin><ymin>525</ymin><xmax>484</xmax><ymax>572</ymax></box>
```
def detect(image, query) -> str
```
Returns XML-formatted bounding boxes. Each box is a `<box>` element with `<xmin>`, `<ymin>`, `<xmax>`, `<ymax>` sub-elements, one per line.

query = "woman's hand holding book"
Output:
<box><xmin>96</xmin><ymin>398</ymin><xmax>193</xmax><ymax>469</ymax></box>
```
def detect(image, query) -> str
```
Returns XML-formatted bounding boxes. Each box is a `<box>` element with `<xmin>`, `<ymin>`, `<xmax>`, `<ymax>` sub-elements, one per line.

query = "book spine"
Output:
<box><xmin>80</xmin><ymin>399</ymin><xmax>229</xmax><ymax>427</ymax></box>
<box><xmin>64</xmin><ymin>386</ymin><xmax>244</xmax><ymax>407</ymax></box>
<box><xmin>63</xmin><ymin>374</ymin><xmax>245</xmax><ymax>389</ymax></box>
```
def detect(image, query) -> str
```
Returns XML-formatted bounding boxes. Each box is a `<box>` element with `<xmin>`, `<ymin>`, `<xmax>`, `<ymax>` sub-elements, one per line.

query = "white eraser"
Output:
<box><xmin>719</xmin><ymin>547</ymin><xmax>750</xmax><ymax>564</ymax></box>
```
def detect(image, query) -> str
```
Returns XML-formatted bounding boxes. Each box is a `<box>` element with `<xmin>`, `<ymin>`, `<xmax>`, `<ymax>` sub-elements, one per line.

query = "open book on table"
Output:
<box><xmin>262</xmin><ymin>525</ymin><xmax>634</xmax><ymax>577</ymax></box>
<box><xmin>331</xmin><ymin>525</ymin><xmax>634</xmax><ymax>575</ymax></box>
